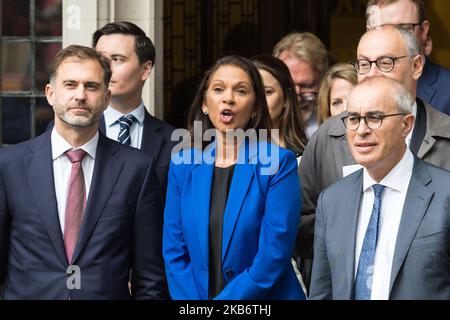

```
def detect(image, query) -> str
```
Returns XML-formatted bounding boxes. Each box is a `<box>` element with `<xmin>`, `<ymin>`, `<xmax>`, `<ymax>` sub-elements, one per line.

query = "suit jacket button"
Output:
<box><xmin>225</xmin><ymin>269</ymin><xmax>234</xmax><ymax>278</ymax></box>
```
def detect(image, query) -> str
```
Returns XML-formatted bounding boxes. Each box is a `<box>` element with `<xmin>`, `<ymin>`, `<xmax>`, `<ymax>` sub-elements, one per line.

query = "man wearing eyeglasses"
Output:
<box><xmin>309</xmin><ymin>76</ymin><xmax>450</xmax><ymax>300</ymax></box>
<box><xmin>366</xmin><ymin>0</ymin><xmax>450</xmax><ymax>115</ymax></box>
<box><xmin>273</xmin><ymin>32</ymin><xmax>329</xmax><ymax>138</ymax></box>
<box><xmin>295</xmin><ymin>25</ymin><xmax>450</xmax><ymax>295</ymax></box>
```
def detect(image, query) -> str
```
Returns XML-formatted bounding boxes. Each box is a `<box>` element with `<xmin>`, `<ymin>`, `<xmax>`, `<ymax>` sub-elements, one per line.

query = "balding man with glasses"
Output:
<box><xmin>295</xmin><ymin>25</ymin><xmax>450</xmax><ymax>295</ymax></box>
<box><xmin>309</xmin><ymin>76</ymin><xmax>450</xmax><ymax>300</ymax></box>
<box><xmin>366</xmin><ymin>0</ymin><xmax>450</xmax><ymax>115</ymax></box>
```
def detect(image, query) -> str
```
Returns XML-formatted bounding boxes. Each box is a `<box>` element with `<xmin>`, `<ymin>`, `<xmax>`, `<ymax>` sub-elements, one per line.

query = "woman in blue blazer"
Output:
<box><xmin>163</xmin><ymin>55</ymin><xmax>305</xmax><ymax>300</ymax></box>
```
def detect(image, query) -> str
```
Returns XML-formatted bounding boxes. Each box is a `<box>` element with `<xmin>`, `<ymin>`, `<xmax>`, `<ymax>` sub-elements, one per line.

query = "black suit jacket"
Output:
<box><xmin>0</xmin><ymin>130</ymin><xmax>168</xmax><ymax>299</ymax></box>
<box><xmin>99</xmin><ymin>111</ymin><xmax>176</xmax><ymax>203</ymax></box>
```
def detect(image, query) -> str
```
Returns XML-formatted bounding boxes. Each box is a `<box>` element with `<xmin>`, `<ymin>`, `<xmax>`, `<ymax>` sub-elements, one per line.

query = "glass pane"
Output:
<box><xmin>36</xmin><ymin>0</ymin><xmax>63</xmax><ymax>36</ymax></box>
<box><xmin>36</xmin><ymin>43</ymin><xmax>62</xmax><ymax>91</ymax></box>
<box><xmin>1</xmin><ymin>42</ymin><xmax>32</xmax><ymax>91</ymax></box>
<box><xmin>1</xmin><ymin>97</ymin><xmax>31</xmax><ymax>144</ymax></box>
<box><xmin>1</xmin><ymin>0</ymin><xmax>30</xmax><ymax>36</ymax></box>
<box><xmin>35</xmin><ymin>97</ymin><xmax>54</xmax><ymax>136</ymax></box>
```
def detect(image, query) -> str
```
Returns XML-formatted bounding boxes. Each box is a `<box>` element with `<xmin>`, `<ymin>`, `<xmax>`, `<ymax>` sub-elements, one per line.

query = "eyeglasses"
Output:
<box><xmin>351</xmin><ymin>56</ymin><xmax>409</xmax><ymax>75</ymax></box>
<box><xmin>367</xmin><ymin>22</ymin><xmax>423</xmax><ymax>34</ymax></box>
<box><xmin>341</xmin><ymin>113</ymin><xmax>406</xmax><ymax>131</ymax></box>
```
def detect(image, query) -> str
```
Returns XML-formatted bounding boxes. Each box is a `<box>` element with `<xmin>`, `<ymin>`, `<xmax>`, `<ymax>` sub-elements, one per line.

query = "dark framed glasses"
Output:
<box><xmin>341</xmin><ymin>113</ymin><xmax>407</xmax><ymax>131</ymax></box>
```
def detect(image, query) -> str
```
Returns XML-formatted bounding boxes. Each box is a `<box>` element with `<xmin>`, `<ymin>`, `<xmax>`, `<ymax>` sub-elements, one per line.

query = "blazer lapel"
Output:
<box><xmin>192</xmin><ymin>159</ymin><xmax>214</xmax><ymax>266</ymax></box>
<box><xmin>341</xmin><ymin>171</ymin><xmax>364</xmax><ymax>298</ymax></box>
<box><xmin>141</xmin><ymin>112</ymin><xmax>163</xmax><ymax>158</ymax></box>
<box><xmin>389</xmin><ymin>159</ymin><xmax>432</xmax><ymax>295</ymax></box>
<box><xmin>221</xmin><ymin>162</ymin><xmax>253</xmax><ymax>262</ymax></box>
<box><xmin>221</xmin><ymin>142</ymin><xmax>256</xmax><ymax>262</ymax></box>
<box><xmin>71</xmin><ymin>134</ymin><xmax>124</xmax><ymax>263</ymax></box>
<box><xmin>25</xmin><ymin>131</ymin><xmax>68</xmax><ymax>266</ymax></box>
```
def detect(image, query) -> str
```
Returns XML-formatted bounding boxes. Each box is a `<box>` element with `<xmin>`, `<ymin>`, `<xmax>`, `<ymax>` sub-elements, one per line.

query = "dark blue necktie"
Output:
<box><xmin>117</xmin><ymin>114</ymin><xmax>137</xmax><ymax>146</ymax></box>
<box><xmin>354</xmin><ymin>184</ymin><xmax>385</xmax><ymax>300</ymax></box>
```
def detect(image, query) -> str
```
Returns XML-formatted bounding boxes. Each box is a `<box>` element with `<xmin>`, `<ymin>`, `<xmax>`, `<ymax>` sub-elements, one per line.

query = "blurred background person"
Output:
<box><xmin>163</xmin><ymin>55</ymin><xmax>305</xmax><ymax>300</ymax></box>
<box><xmin>317</xmin><ymin>63</ymin><xmax>357</xmax><ymax>124</ymax></box>
<box><xmin>273</xmin><ymin>32</ymin><xmax>329</xmax><ymax>138</ymax></box>
<box><xmin>366</xmin><ymin>0</ymin><xmax>450</xmax><ymax>115</ymax></box>
<box><xmin>252</xmin><ymin>54</ymin><xmax>308</xmax><ymax>163</ymax></box>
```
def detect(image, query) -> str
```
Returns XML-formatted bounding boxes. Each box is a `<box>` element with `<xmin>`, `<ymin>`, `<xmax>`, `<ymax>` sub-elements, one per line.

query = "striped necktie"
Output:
<box><xmin>117</xmin><ymin>114</ymin><xmax>137</xmax><ymax>146</ymax></box>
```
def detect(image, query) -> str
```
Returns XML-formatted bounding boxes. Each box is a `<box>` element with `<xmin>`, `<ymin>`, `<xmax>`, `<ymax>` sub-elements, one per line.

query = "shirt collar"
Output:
<box><xmin>363</xmin><ymin>147</ymin><xmax>414</xmax><ymax>193</ymax></box>
<box><xmin>103</xmin><ymin>102</ymin><xmax>145</xmax><ymax>127</ymax></box>
<box><xmin>51</xmin><ymin>128</ymin><xmax>99</xmax><ymax>160</ymax></box>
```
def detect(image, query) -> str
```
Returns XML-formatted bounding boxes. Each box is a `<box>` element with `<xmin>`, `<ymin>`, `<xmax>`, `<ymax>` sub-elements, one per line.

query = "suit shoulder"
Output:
<box><xmin>436</xmin><ymin>62</ymin><xmax>450</xmax><ymax>79</ymax></box>
<box><xmin>146</xmin><ymin>114</ymin><xmax>176</xmax><ymax>135</ymax></box>
<box><xmin>321</xmin><ymin>169</ymin><xmax>362</xmax><ymax>198</ymax></box>
<box><xmin>0</xmin><ymin>134</ymin><xmax>45</xmax><ymax>164</ymax></box>
<box><xmin>420</xmin><ymin>158</ymin><xmax>450</xmax><ymax>182</ymax></box>
<box><xmin>107</xmin><ymin>137</ymin><xmax>155</xmax><ymax>167</ymax></box>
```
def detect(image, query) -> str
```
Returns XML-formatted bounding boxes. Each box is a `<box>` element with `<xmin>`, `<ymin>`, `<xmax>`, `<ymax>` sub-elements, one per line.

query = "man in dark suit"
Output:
<box><xmin>366</xmin><ymin>0</ymin><xmax>450</xmax><ymax>115</ymax></box>
<box><xmin>310</xmin><ymin>76</ymin><xmax>450</xmax><ymax>299</ymax></box>
<box><xmin>296</xmin><ymin>25</ymin><xmax>450</xmax><ymax>294</ymax></box>
<box><xmin>0</xmin><ymin>45</ymin><xmax>168</xmax><ymax>299</ymax></box>
<box><xmin>93</xmin><ymin>21</ymin><xmax>176</xmax><ymax>202</ymax></box>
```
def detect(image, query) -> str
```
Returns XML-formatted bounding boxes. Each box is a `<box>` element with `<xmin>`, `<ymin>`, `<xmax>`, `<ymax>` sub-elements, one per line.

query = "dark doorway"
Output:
<box><xmin>163</xmin><ymin>0</ymin><xmax>331</xmax><ymax>128</ymax></box>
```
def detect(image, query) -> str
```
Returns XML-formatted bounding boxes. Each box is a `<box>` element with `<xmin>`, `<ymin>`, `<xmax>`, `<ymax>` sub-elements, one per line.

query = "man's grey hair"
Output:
<box><xmin>355</xmin><ymin>76</ymin><xmax>414</xmax><ymax>114</ymax></box>
<box><xmin>394</xmin><ymin>25</ymin><xmax>421</xmax><ymax>57</ymax></box>
<box><xmin>392</xmin><ymin>78</ymin><xmax>414</xmax><ymax>114</ymax></box>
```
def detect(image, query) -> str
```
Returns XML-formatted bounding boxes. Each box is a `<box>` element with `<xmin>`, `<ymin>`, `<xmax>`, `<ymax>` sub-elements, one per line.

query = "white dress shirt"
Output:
<box><xmin>103</xmin><ymin>103</ymin><xmax>145</xmax><ymax>149</ymax></box>
<box><xmin>52</xmin><ymin>128</ymin><xmax>98</xmax><ymax>234</ymax></box>
<box><xmin>354</xmin><ymin>147</ymin><xmax>414</xmax><ymax>300</ymax></box>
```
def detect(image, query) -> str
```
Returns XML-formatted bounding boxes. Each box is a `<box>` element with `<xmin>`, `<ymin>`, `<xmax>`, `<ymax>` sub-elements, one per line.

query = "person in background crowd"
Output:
<box><xmin>252</xmin><ymin>54</ymin><xmax>308</xmax><ymax>163</ymax></box>
<box><xmin>366</xmin><ymin>0</ymin><xmax>450</xmax><ymax>115</ymax></box>
<box><xmin>93</xmin><ymin>21</ymin><xmax>176</xmax><ymax>203</ymax></box>
<box><xmin>273</xmin><ymin>32</ymin><xmax>329</xmax><ymax>138</ymax></box>
<box><xmin>317</xmin><ymin>63</ymin><xmax>357</xmax><ymax>125</ymax></box>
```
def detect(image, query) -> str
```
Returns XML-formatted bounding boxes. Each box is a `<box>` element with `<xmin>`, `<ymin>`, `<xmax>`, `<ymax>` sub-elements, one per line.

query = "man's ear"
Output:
<box><xmin>419</xmin><ymin>20</ymin><xmax>430</xmax><ymax>50</ymax></box>
<box><xmin>411</xmin><ymin>54</ymin><xmax>424</xmax><ymax>81</ymax></box>
<box><xmin>402</xmin><ymin>113</ymin><xmax>415</xmax><ymax>138</ymax></box>
<box><xmin>103</xmin><ymin>88</ymin><xmax>111</xmax><ymax>111</ymax></box>
<box><xmin>45</xmin><ymin>83</ymin><xmax>55</xmax><ymax>107</ymax></box>
<box><xmin>141</xmin><ymin>61</ymin><xmax>153</xmax><ymax>82</ymax></box>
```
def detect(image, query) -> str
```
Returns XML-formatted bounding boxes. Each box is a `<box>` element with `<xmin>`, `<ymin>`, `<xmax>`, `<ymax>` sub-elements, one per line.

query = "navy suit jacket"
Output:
<box><xmin>310</xmin><ymin>157</ymin><xmax>450</xmax><ymax>300</ymax></box>
<box><xmin>418</xmin><ymin>58</ymin><xmax>450</xmax><ymax>116</ymax></box>
<box><xmin>0</xmin><ymin>130</ymin><xmax>168</xmax><ymax>299</ymax></box>
<box><xmin>163</xmin><ymin>142</ymin><xmax>306</xmax><ymax>300</ymax></box>
<box><xmin>99</xmin><ymin>111</ymin><xmax>176</xmax><ymax>204</ymax></box>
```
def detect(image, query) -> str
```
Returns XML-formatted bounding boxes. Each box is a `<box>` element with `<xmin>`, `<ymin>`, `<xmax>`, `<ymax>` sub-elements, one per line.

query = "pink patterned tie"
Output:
<box><xmin>64</xmin><ymin>149</ymin><xmax>87</xmax><ymax>263</ymax></box>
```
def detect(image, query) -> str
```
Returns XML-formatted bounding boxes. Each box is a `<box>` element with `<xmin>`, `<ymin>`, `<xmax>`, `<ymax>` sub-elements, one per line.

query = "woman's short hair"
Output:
<box><xmin>317</xmin><ymin>63</ymin><xmax>357</xmax><ymax>124</ymax></box>
<box><xmin>252</xmin><ymin>54</ymin><xmax>308</xmax><ymax>156</ymax></box>
<box><xmin>187</xmin><ymin>55</ymin><xmax>271</xmax><ymax>148</ymax></box>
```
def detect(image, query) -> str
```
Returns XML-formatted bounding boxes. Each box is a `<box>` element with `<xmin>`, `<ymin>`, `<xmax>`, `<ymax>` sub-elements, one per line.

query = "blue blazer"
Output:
<box><xmin>163</xmin><ymin>141</ymin><xmax>305</xmax><ymax>300</ymax></box>
<box><xmin>0</xmin><ymin>130</ymin><xmax>168</xmax><ymax>299</ymax></box>
<box><xmin>418</xmin><ymin>58</ymin><xmax>450</xmax><ymax>116</ymax></box>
